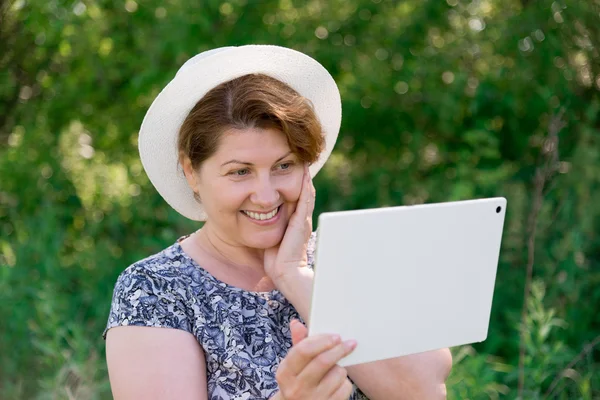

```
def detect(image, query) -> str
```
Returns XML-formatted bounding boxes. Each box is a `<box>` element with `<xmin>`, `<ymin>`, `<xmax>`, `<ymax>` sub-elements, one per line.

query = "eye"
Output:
<box><xmin>279</xmin><ymin>162</ymin><xmax>294</xmax><ymax>170</ymax></box>
<box><xmin>231</xmin><ymin>168</ymin><xmax>249</xmax><ymax>176</ymax></box>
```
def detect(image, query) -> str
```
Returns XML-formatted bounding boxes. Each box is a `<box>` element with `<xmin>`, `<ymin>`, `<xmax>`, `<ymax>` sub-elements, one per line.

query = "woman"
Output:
<box><xmin>104</xmin><ymin>45</ymin><xmax>452</xmax><ymax>399</ymax></box>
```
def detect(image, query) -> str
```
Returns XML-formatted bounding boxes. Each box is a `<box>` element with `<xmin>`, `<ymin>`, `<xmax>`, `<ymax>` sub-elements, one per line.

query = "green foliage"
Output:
<box><xmin>1</xmin><ymin>0</ymin><xmax>599</xmax><ymax>398</ymax></box>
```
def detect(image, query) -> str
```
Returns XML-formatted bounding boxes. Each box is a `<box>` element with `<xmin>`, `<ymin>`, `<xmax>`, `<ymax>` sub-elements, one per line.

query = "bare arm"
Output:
<box><xmin>106</xmin><ymin>326</ymin><xmax>208</xmax><ymax>400</ymax></box>
<box><xmin>344</xmin><ymin>348</ymin><xmax>452</xmax><ymax>399</ymax></box>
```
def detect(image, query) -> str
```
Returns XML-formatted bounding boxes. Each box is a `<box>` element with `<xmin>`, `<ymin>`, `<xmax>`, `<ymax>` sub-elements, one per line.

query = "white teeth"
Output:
<box><xmin>244</xmin><ymin>207</ymin><xmax>279</xmax><ymax>221</ymax></box>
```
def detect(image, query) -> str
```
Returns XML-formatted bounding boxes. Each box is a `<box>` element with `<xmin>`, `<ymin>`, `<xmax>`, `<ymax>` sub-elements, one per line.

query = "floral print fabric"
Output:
<box><xmin>104</xmin><ymin>233</ymin><xmax>367</xmax><ymax>400</ymax></box>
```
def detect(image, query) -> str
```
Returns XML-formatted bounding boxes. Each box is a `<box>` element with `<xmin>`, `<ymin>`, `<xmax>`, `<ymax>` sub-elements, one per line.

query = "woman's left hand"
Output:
<box><xmin>264</xmin><ymin>163</ymin><xmax>315</xmax><ymax>285</ymax></box>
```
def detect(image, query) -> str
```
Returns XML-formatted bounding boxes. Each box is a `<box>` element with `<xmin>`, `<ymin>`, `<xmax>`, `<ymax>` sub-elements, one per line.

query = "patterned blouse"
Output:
<box><xmin>104</xmin><ymin>233</ymin><xmax>368</xmax><ymax>400</ymax></box>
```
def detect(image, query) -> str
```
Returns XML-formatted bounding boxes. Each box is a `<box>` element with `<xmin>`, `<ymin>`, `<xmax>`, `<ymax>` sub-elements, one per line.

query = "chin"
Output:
<box><xmin>243</xmin><ymin>228</ymin><xmax>285</xmax><ymax>249</ymax></box>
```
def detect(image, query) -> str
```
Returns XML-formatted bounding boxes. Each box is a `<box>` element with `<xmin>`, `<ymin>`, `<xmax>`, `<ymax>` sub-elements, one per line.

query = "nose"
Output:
<box><xmin>250</xmin><ymin>175</ymin><xmax>281</xmax><ymax>209</ymax></box>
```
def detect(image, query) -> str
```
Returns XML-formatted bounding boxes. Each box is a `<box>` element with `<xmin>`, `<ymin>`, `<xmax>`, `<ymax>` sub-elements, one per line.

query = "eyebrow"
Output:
<box><xmin>220</xmin><ymin>151</ymin><xmax>293</xmax><ymax>167</ymax></box>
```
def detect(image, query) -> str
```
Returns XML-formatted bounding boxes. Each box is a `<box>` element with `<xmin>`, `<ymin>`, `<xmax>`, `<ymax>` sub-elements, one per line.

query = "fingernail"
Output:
<box><xmin>331</xmin><ymin>335</ymin><xmax>341</xmax><ymax>345</ymax></box>
<box><xmin>344</xmin><ymin>340</ymin><xmax>357</xmax><ymax>350</ymax></box>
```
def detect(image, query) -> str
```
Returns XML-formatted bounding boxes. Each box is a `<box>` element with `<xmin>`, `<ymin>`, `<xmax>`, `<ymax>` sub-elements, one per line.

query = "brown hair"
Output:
<box><xmin>178</xmin><ymin>73</ymin><xmax>325</xmax><ymax>170</ymax></box>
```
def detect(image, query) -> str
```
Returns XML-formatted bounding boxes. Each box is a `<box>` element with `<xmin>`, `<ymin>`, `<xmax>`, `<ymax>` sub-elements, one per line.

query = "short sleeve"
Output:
<box><xmin>103</xmin><ymin>264</ymin><xmax>192</xmax><ymax>339</ymax></box>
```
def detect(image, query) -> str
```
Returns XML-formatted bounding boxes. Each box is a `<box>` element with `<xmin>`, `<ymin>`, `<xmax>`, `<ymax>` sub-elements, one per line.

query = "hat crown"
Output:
<box><xmin>177</xmin><ymin>47</ymin><xmax>236</xmax><ymax>76</ymax></box>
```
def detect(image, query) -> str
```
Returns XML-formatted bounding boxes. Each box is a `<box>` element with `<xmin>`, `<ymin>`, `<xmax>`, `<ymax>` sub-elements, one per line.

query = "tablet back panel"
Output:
<box><xmin>308</xmin><ymin>198</ymin><xmax>506</xmax><ymax>366</ymax></box>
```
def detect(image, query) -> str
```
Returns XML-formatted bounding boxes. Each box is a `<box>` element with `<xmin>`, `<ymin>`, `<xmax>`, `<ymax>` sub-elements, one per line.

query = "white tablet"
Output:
<box><xmin>307</xmin><ymin>197</ymin><xmax>506</xmax><ymax>367</ymax></box>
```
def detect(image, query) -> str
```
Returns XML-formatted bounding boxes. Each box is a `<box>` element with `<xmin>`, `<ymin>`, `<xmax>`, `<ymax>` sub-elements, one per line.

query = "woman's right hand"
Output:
<box><xmin>275</xmin><ymin>320</ymin><xmax>357</xmax><ymax>400</ymax></box>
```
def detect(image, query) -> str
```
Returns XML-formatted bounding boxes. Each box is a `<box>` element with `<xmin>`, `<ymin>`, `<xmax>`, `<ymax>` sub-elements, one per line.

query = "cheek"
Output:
<box><xmin>279</xmin><ymin>173</ymin><xmax>303</xmax><ymax>202</ymax></box>
<box><xmin>202</xmin><ymin>181</ymin><xmax>249</xmax><ymax>214</ymax></box>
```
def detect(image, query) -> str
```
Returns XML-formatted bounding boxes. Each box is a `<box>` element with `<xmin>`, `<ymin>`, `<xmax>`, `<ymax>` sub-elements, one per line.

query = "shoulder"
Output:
<box><xmin>105</xmin><ymin>245</ymin><xmax>208</xmax><ymax>396</ymax></box>
<box><xmin>114</xmin><ymin>242</ymin><xmax>196</xmax><ymax>293</ymax></box>
<box><xmin>105</xmin><ymin>243</ymin><xmax>199</xmax><ymax>336</ymax></box>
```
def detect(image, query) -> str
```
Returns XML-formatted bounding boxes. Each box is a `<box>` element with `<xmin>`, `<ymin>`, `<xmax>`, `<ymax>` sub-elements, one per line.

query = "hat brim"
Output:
<box><xmin>138</xmin><ymin>45</ymin><xmax>341</xmax><ymax>221</ymax></box>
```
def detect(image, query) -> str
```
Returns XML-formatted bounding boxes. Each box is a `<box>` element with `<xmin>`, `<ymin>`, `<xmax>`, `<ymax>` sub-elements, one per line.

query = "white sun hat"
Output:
<box><xmin>138</xmin><ymin>45</ymin><xmax>342</xmax><ymax>221</ymax></box>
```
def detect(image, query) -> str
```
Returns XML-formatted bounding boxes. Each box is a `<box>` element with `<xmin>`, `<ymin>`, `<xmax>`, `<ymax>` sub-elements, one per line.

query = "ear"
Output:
<box><xmin>180</xmin><ymin>153</ymin><xmax>199</xmax><ymax>192</ymax></box>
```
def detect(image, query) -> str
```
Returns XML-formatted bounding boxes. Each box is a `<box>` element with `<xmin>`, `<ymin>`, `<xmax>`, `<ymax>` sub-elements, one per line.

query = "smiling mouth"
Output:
<box><xmin>241</xmin><ymin>205</ymin><xmax>281</xmax><ymax>221</ymax></box>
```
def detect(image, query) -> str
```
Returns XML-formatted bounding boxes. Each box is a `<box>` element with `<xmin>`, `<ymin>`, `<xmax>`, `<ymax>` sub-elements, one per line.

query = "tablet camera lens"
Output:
<box><xmin>496</xmin><ymin>206</ymin><xmax>502</xmax><ymax>213</ymax></box>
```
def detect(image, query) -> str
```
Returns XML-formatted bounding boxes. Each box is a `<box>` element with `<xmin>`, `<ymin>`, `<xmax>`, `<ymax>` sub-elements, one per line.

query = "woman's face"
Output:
<box><xmin>192</xmin><ymin>127</ymin><xmax>304</xmax><ymax>249</ymax></box>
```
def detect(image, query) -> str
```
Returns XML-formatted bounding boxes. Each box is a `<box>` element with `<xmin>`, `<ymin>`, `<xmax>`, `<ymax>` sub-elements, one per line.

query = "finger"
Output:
<box><xmin>317</xmin><ymin>366</ymin><xmax>348</xmax><ymax>397</ymax></box>
<box><xmin>294</xmin><ymin>164</ymin><xmax>314</xmax><ymax>221</ymax></box>
<box><xmin>304</xmin><ymin>163</ymin><xmax>316</xmax><ymax>202</ymax></box>
<box><xmin>307</xmin><ymin>167</ymin><xmax>316</xmax><ymax>216</ymax></box>
<box><xmin>290</xmin><ymin>319</ymin><xmax>308</xmax><ymax>346</ymax></box>
<box><xmin>298</xmin><ymin>339</ymin><xmax>357</xmax><ymax>385</ymax></box>
<box><xmin>280</xmin><ymin>334</ymin><xmax>342</xmax><ymax>377</ymax></box>
<box><xmin>331</xmin><ymin>378</ymin><xmax>354</xmax><ymax>400</ymax></box>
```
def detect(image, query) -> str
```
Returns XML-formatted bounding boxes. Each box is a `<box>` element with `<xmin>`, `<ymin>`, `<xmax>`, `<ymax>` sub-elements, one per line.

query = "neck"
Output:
<box><xmin>195</xmin><ymin>223</ymin><xmax>266</xmax><ymax>273</ymax></box>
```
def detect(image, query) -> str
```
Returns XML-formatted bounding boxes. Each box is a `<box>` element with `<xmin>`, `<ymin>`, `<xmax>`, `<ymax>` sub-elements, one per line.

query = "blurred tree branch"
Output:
<box><xmin>519</xmin><ymin>0</ymin><xmax>534</xmax><ymax>8</ymax></box>
<box><xmin>0</xmin><ymin>0</ymin><xmax>58</xmax><ymax>145</ymax></box>
<box><xmin>0</xmin><ymin>0</ymin><xmax>25</xmax><ymax>143</ymax></box>
<box><xmin>518</xmin><ymin>108</ymin><xmax>566</xmax><ymax>397</ymax></box>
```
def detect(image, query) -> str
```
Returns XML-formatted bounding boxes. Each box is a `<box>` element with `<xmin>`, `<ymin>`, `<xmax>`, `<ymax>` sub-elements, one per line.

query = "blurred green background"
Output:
<box><xmin>1</xmin><ymin>0</ymin><xmax>599</xmax><ymax>398</ymax></box>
